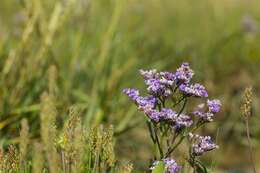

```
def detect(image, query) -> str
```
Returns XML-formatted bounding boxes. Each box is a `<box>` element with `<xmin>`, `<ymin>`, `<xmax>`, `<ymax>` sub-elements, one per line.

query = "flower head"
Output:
<box><xmin>163</xmin><ymin>158</ymin><xmax>181</xmax><ymax>173</ymax></box>
<box><xmin>151</xmin><ymin>158</ymin><xmax>181</xmax><ymax>173</ymax></box>
<box><xmin>160</xmin><ymin>72</ymin><xmax>176</xmax><ymax>86</ymax></box>
<box><xmin>179</xmin><ymin>83</ymin><xmax>208</xmax><ymax>97</ymax></box>
<box><xmin>139</xmin><ymin>69</ymin><xmax>159</xmax><ymax>80</ymax></box>
<box><xmin>207</xmin><ymin>99</ymin><xmax>221</xmax><ymax>113</ymax></box>
<box><xmin>123</xmin><ymin>88</ymin><xmax>157</xmax><ymax>108</ymax></box>
<box><xmin>175</xmin><ymin>114</ymin><xmax>193</xmax><ymax>129</ymax></box>
<box><xmin>193</xmin><ymin>111</ymin><xmax>214</xmax><ymax>122</ymax></box>
<box><xmin>175</xmin><ymin>63</ymin><xmax>194</xmax><ymax>84</ymax></box>
<box><xmin>193</xmin><ymin>99</ymin><xmax>221</xmax><ymax>122</ymax></box>
<box><xmin>136</xmin><ymin>96</ymin><xmax>157</xmax><ymax>108</ymax></box>
<box><xmin>191</xmin><ymin>135</ymin><xmax>218</xmax><ymax>156</ymax></box>
<box><xmin>123</xmin><ymin>88</ymin><xmax>140</xmax><ymax>101</ymax></box>
<box><xmin>160</xmin><ymin>108</ymin><xmax>178</xmax><ymax>121</ymax></box>
<box><xmin>146</xmin><ymin>78</ymin><xmax>169</xmax><ymax>96</ymax></box>
<box><xmin>140</xmin><ymin>106</ymin><xmax>161</xmax><ymax>122</ymax></box>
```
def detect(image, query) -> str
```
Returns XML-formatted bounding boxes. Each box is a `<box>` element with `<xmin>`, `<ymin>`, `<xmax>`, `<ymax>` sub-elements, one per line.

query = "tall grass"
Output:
<box><xmin>0</xmin><ymin>93</ymin><xmax>131</xmax><ymax>173</ymax></box>
<box><xmin>0</xmin><ymin>0</ymin><xmax>260</xmax><ymax>172</ymax></box>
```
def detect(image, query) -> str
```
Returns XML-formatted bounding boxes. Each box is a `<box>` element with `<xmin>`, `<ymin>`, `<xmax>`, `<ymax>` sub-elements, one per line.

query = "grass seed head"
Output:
<box><xmin>241</xmin><ymin>86</ymin><xmax>253</xmax><ymax>118</ymax></box>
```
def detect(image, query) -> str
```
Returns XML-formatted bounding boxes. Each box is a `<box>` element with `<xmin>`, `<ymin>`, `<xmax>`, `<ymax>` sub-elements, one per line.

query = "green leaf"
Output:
<box><xmin>152</xmin><ymin>161</ymin><xmax>165</xmax><ymax>173</ymax></box>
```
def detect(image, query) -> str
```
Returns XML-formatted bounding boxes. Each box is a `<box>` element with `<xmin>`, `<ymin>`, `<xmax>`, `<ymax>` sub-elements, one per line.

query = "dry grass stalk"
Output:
<box><xmin>241</xmin><ymin>86</ymin><xmax>256</xmax><ymax>173</ymax></box>
<box><xmin>40</xmin><ymin>92</ymin><xmax>59</xmax><ymax>173</ymax></box>
<box><xmin>19</xmin><ymin>118</ymin><xmax>29</xmax><ymax>172</ymax></box>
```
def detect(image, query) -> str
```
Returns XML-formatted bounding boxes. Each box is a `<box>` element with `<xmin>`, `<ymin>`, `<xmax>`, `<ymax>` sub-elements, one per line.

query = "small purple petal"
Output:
<box><xmin>140</xmin><ymin>105</ymin><xmax>161</xmax><ymax>122</ymax></box>
<box><xmin>139</xmin><ymin>69</ymin><xmax>159</xmax><ymax>80</ymax></box>
<box><xmin>160</xmin><ymin>72</ymin><xmax>176</xmax><ymax>86</ymax></box>
<box><xmin>191</xmin><ymin>135</ymin><xmax>219</xmax><ymax>156</ymax></box>
<box><xmin>193</xmin><ymin>111</ymin><xmax>214</xmax><ymax>122</ymax></box>
<box><xmin>151</xmin><ymin>158</ymin><xmax>181</xmax><ymax>173</ymax></box>
<box><xmin>179</xmin><ymin>83</ymin><xmax>208</xmax><ymax>97</ymax></box>
<box><xmin>160</xmin><ymin>108</ymin><xmax>178</xmax><ymax>120</ymax></box>
<box><xmin>174</xmin><ymin>114</ymin><xmax>193</xmax><ymax>129</ymax></box>
<box><xmin>123</xmin><ymin>88</ymin><xmax>140</xmax><ymax>101</ymax></box>
<box><xmin>207</xmin><ymin>99</ymin><xmax>221</xmax><ymax>113</ymax></box>
<box><xmin>175</xmin><ymin>62</ymin><xmax>194</xmax><ymax>84</ymax></box>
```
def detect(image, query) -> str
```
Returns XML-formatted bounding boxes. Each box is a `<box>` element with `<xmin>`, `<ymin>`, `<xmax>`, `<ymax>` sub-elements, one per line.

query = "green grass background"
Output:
<box><xmin>0</xmin><ymin>0</ymin><xmax>260</xmax><ymax>172</ymax></box>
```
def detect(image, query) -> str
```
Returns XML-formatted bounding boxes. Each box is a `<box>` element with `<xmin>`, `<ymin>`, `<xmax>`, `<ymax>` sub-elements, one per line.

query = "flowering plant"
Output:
<box><xmin>123</xmin><ymin>63</ymin><xmax>221</xmax><ymax>173</ymax></box>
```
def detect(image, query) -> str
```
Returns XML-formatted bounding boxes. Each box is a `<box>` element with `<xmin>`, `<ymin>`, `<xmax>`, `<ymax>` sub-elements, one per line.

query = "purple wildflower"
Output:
<box><xmin>123</xmin><ymin>88</ymin><xmax>159</xmax><ymax>122</ymax></box>
<box><xmin>146</xmin><ymin>78</ymin><xmax>168</xmax><ymax>96</ymax></box>
<box><xmin>140</xmin><ymin>69</ymin><xmax>172</xmax><ymax>97</ymax></box>
<box><xmin>151</xmin><ymin>158</ymin><xmax>181</xmax><ymax>173</ymax></box>
<box><xmin>160</xmin><ymin>108</ymin><xmax>178</xmax><ymax>121</ymax></box>
<box><xmin>160</xmin><ymin>109</ymin><xmax>193</xmax><ymax>128</ymax></box>
<box><xmin>140</xmin><ymin>106</ymin><xmax>161</xmax><ymax>122</ymax></box>
<box><xmin>123</xmin><ymin>88</ymin><xmax>157</xmax><ymax>108</ymax></box>
<box><xmin>135</xmin><ymin>96</ymin><xmax>157</xmax><ymax>108</ymax></box>
<box><xmin>163</xmin><ymin>158</ymin><xmax>181</xmax><ymax>173</ymax></box>
<box><xmin>160</xmin><ymin>72</ymin><xmax>176</xmax><ymax>86</ymax></box>
<box><xmin>123</xmin><ymin>88</ymin><xmax>140</xmax><ymax>101</ymax></box>
<box><xmin>207</xmin><ymin>99</ymin><xmax>221</xmax><ymax>113</ymax></box>
<box><xmin>139</xmin><ymin>69</ymin><xmax>159</xmax><ymax>80</ymax></box>
<box><xmin>193</xmin><ymin>111</ymin><xmax>214</xmax><ymax>122</ymax></box>
<box><xmin>175</xmin><ymin>62</ymin><xmax>194</xmax><ymax>84</ymax></box>
<box><xmin>191</xmin><ymin>135</ymin><xmax>219</xmax><ymax>156</ymax></box>
<box><xmin>193</xmin><ymin>99</ymin><xmax>221</xmax><ymax>122</ymax></box>
<box><xmin>179</xmin><ymin>83</ymin><xmax>208</xmax><ymax>97</ymax></box>
<box><xmin>175</xmin><ymin>114</ymin><xmax>193</xmax><ymax>129</ymax></box>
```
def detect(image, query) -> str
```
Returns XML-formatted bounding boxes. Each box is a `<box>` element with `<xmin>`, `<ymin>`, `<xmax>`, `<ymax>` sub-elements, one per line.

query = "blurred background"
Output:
<box><xmin>0</xmin><ymin>0</ymin><xmax>260</xmax><ymax>172</ymax></box>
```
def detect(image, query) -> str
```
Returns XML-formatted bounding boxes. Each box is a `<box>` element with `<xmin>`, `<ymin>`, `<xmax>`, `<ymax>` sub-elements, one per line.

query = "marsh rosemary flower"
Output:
<box><xmin>123</xmin><ymin>62</ymin><xmax>221</xmax><ymax>172</ymax></box>
<box><xmin>207</xmin><ymin>99</ymin><xmax>221</xmax><ymax>113</ymax></box>
<box><xmin>190</xmin><ymin>135</ymin><xmax>218</xmax><ymax>156</ymax></box>
<box><xmin>193</xmin><ymin>99</ymin><xmax>221</xmax><ymax>122</ymax></box>
<box><xmin>175</xmin><ymin>62</ymin><xmax>194</xmax><ymax>84</ymax></box>
<box><xmin>179</xmin><ymin>83</ymin><xmax>208</xmax><ymax>97</ymax></box>
<box><xmin>151</xmin><ymin>158</ymin><xmax>181</xmax><ymax>173</ymax></box>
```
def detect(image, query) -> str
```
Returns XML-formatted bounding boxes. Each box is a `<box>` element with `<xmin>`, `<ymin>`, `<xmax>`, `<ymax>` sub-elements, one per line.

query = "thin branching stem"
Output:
<box><xmin>165</xmin><ymin>135</ymin><xmax>185</xmax><ymax>157</ymax></box>
<box><xmin>177</xmin><ymin>97</ymin><xmax>187</xmax><ymax>116</ymax></box>
<box><xmin>245</xmin><ymin>118</ymin><xmax>256</xmax><ymax>173</ymax></box>
<box><xmin>153</xmin><ymin>123</ymin><xmax>164</xmax><ymax>159</ymax></box>
<box><xmin>172</xmin><ymin>96</ymin><xmax>185</xmax><ymax>107</ymax></box>
<box><xmin>147</xmin><ymin>121</ymin><xmax>156</xmax><ymax>144</ymax></box>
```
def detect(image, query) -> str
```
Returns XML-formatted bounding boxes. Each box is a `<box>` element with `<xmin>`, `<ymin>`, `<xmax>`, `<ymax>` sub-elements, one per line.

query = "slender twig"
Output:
<box><xmin>172</xmin><ymin>96</ymin><xmax>185</xmax><ymax>107</ymax></box>
<box><xmin>165</xmin><ymin>135</ymin><xmax>185</xmax><ymax>157</ymax></box>
<box><xmin>153</xmin><ymin>123</ymin><xmax>164</xmax><ymax>159</ymax></box>
<box><xmin>170</xmin><ymin>131</ymin><xmax>179</xmax><ymax>145</ymax></box>
<box><xmin>245</xmin><ymin>118</ymin><xmax>256</xmax><ymax>173</ymax></box>
<box><xmin>158</xmin><ymin>97</ymin><xmax>165</xmax><ymax>108</ymax></box>
<box><xmin>172</xmin><ymin>84</ymin><xmax>179</xmax><ymax>94</ymax></box>
<box><xmin>165</xmin><ymin>122</ymin><xmax>204</xmax><ymax>158</ymax></box>
<box><xmin>177</xmin><ymin>98</ymin><xmax>187</xmax><ymax>117</ymax></box>
<box><xmin>115</xmin><ymin>119</ymin><xmax>143</xmax><ymax>136</ymax></box>
<box><xmin>146</xmin><ymin>121</ymin><xmax>156</xmax><ymax>144</ymax></box>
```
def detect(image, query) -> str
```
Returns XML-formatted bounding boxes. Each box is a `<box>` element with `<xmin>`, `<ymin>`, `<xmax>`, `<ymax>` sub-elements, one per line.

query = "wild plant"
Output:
<box><xmin>123</xmin><ymin>63</ymin><xmax>221</xmax><ymax>173</ymax></box>
<box><xmin>240</xmin><ymin>86</ymin><xmax>256</xmax><ymax>173</ymax></box>
<box><xmin>0</xmin><ymin>92</ymin><xmax>131</xmax><ymax>173</ymax></box>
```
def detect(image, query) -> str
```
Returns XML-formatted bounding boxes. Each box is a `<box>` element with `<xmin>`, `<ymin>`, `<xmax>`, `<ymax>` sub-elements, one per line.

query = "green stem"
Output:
<box><xmin>147</xmin><ymin>121</ymin><xmax>156</xmax><ymax>144</ymax></box>
<box><xmin>245</xmin><ymin>118</ymin><xmax>256</xmax><ymax>173</ymax></box>
<box><xmin>177</xmin><ymin>98</ymin><xmax>187</xmax><ymax>117</ymax></box>
<box><xmin>165</xmin><ymin>135</ymin><xmax>185</xmax><ymax>157</ymax></box>
<box><xmin>153</xmin><ymin>123</ymin><xmax>164</xmax><ymax>159</ymax></box>
<box><xmin>172</xmin><ymin>96</ymin><xmax>185</xmax><ymax>107</ymax></box>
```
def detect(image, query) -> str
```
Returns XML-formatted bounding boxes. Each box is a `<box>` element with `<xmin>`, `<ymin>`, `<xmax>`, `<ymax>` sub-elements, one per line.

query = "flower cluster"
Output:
<box><xmin>189</xmin><ymin>134</ymin><xmax>219</xmax><ymax>156</ymax></box>
<box><xmin>193</xmin><ymin>99</ymin><xmax>221</xmax><ymax>122</ymax></box>
<box><xmin>123</xmin><ymin>63</ymin><xmax>214</xmax><ymax>124</ymax></box>
<box><xmin>179</xmin><ymin>83</ymin><xmax>208</xmax><ymax>97</ymax></box>
<box><xmin>123</xmin><ymin>62</ymin><xmax>221</xmax><ymax>172</ymax></box>
<box><xmin>151</xmin><ymin>158</ymin><xmax>181</xmax><ymax>173</ymax></box>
